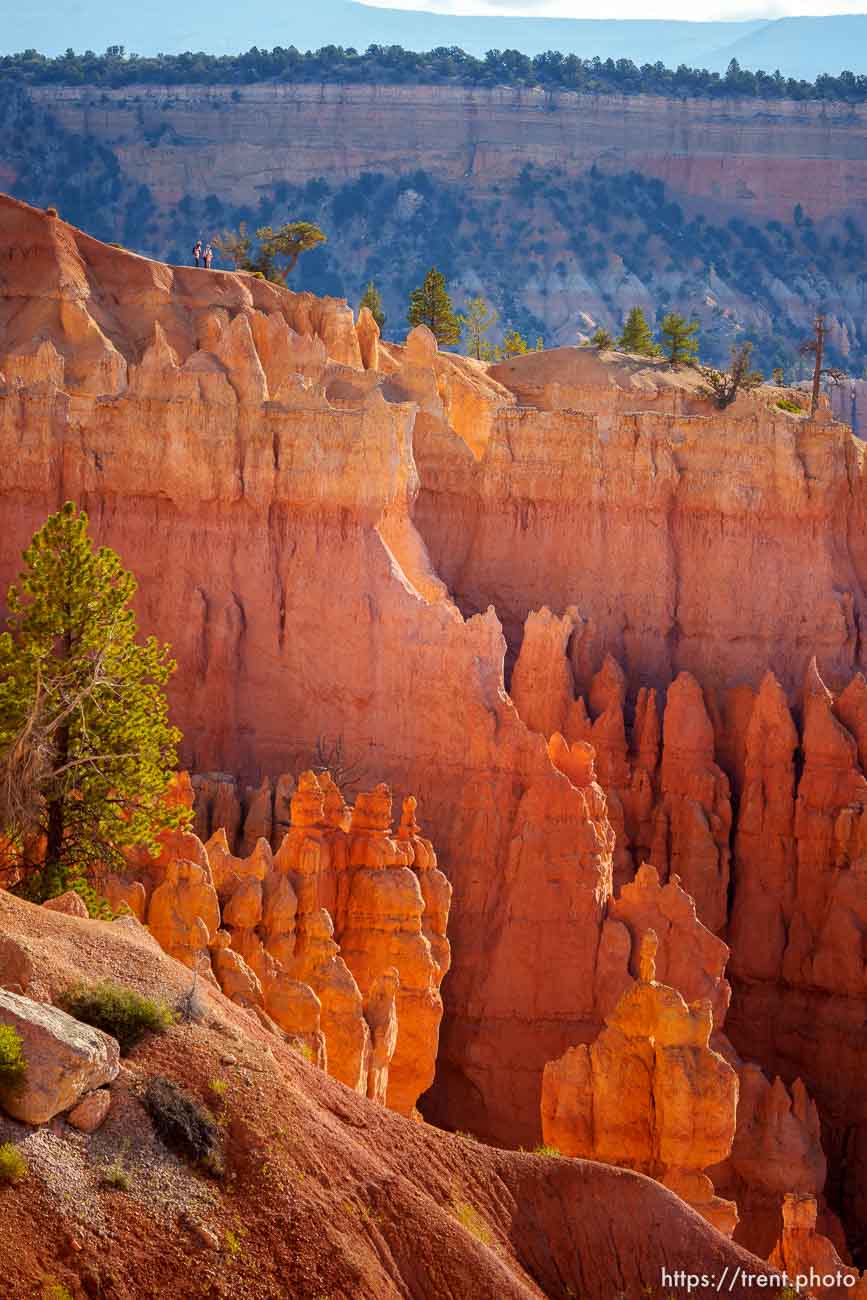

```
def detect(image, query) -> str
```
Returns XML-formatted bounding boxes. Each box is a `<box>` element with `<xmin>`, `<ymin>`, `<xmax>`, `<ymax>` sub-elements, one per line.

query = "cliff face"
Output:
<box><xmin>832</xmin><ymin>378</ymin><xmax>867</xmax><ymax>439</ymax></box>
<box><xmin>26</xmin><ymin>83</ymin><xmax>867</xmax><ymax>223</ymax></box>
<box><xmin>4</xmin><ymin>195</ymin><xmax>867</xmax><ymax>1256</ymax></box>
<box><xmin>4</xmin><ymin>79</ymin><xmax>867</xmax><ymax>373</ymax></box>
<box><xmin>420</xmin><ymin>345</ymin><xmax>867</xmax><ymax>694</ymax></box>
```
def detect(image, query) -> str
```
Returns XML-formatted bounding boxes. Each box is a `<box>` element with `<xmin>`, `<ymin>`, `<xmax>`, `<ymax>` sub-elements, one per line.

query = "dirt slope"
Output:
<box><xmin>0</xmin><ymin>893</ymin><xmax>773</xmax><ymax>1299</ymax></box>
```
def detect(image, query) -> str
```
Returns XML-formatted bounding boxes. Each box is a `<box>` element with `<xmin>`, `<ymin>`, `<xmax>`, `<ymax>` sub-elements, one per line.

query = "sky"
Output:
<box><xmin>360</xmin><ymin>0</ymin><xmax>867</xmax><ymax>19</ymax></box>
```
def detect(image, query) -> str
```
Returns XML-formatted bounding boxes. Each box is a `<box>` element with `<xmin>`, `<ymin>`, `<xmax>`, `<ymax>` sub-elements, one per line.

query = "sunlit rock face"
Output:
<box><xmin>6</xmin><ymin>192</ymin><xmax>867</xmax><ymax>1252</ymax></box>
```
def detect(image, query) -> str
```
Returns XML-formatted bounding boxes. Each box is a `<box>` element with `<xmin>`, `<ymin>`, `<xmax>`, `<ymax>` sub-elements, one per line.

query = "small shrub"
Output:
<box><xmin>776</xmin><ymin>397</ymin><xmax>805</xmax><ymax>414</ymax></box>
<box><xmin>62</xmin><ymin>980</ymin><xmax>176</xmax><ymax>1053</ymax></box>
<box><xmin>102</xmin><ymin>1161</ymin><xmax>130</xmax><ymax>1191</ymax></box>
<box><xmin>44</xmin><ymin>206</ymin><xmax>58</xmax><ymax>217</ymax></box>
<box><xmin>0</xmin><ymin>1142</ymin><xmax>28</xmax><ymax>1184</ymax></box>
<box><xmin>143</xmin><ymin>1076</ymin><xmax>223</xmax><ymax>1176</ymax></box>
<box><xmin>209</xmin><ymin>1078</ymin><xmax>228</xmax><ymax>1098</ymax></box>
<box><xmin>225</xmin><ymin>1228</ymin><xmax>242</xmax><ymax>1256</ymax></box>
<box><xmin>451</xmin><ymin>1200</ymin><xmax>493</xmax><ymax>1246</ymax></box>
<box><xmin>533</xmin><ymin>1143</ymin><xmax>561</xmax><ymax>1156</ymax></box>
<box><xmin>0</xmin><ymin>1025</ymin><xmax>26</xmax><ymax>1092</ymax></box>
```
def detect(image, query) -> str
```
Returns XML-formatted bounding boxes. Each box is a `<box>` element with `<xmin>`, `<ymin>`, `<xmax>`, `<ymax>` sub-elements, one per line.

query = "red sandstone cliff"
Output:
<box><xmin>4</xmin><ymin>194</ymin><xmax>867</xmax><ymax>1261</ymax></box>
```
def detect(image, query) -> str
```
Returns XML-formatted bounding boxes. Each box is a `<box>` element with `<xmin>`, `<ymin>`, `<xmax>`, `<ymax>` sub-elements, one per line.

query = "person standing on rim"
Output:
<box><xmin>192</xmin><ymin>239</ymin><xmax>202</xmax><ymax>267</ymax></box>
<box><xmin>203</xmin><ymin>243</ymin><xmax>214</xmax><ymax>270</ymax></box>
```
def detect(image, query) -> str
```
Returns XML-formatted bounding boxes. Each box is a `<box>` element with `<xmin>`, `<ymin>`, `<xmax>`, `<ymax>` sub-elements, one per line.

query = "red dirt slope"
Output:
<box><xmin>0</xmin><ymin>892</ymin><xmax>777</xmax><ymax>1299</ymax></box>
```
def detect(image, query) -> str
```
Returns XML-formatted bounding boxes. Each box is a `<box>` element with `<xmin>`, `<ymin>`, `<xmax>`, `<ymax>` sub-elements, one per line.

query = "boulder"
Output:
<box><xmin>42</xmin><ymin>891</ymin><xmax>89</xmax><ymax>918</ymax></box>
<box><xmin>0</xmin><ymin>989</ymin><xmax>120</xmax><ymax>1124</ymax></box>
<box><xmin>67</xmin><ymin>1088</ymin><xmax>112</xmax><ymax>1133</ymax></box>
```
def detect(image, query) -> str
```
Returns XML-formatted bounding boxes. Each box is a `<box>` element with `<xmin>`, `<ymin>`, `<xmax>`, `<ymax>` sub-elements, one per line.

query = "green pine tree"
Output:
<box><xmin>503</xmin><ymin>329</ymin><xmax>531</xmax><ymax>357</ymax></box>
<box><xmin>360</xmin><ymin>281</ymin><xmax>386</xmax><ymax>333</ymax></box>
<box><xmin>618</xmin><ymin>307</ymin><xmax>659</xmax><ymax>357</ymax></box>
<box><xmin>215</xmin><ymin>221</ymin><xmax>326</xmax><ymax>284</ymax></box>
<box><xmin>0</xmin><ymin>504</ymin><xmax>188</xmax><ymax>901</ymax></box>
<box><xmin>459</xmin><ymin>295</ymin><xmax>498</xmax><ymax>361</ymax></box>
<box><xmin>254</xmin><ymin>221</ymin><xmax>326</xmax><ymax>283</ymax></box>
<box><xmin>407</xmin><ymin>268</ymin><xmax>461</xmax><ymax>347</ymax></box>
<box><xmin>659</xmin><ymin>313</ymin><xmax>700</xmax><ymax>366</ymax></box>
<box><xmin>589</xmin><ymin>327</ymin><xmax>614</xmax><ymax>350</ymax></box>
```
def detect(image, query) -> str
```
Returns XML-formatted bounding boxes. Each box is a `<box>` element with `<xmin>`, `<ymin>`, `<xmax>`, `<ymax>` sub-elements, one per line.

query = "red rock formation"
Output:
<box><xmin>192</xmin><ymin>773</ymin><xmax>243</xmax><ymax>848</ymax></box>
<box><xmin>726</xmin><ymin>661</ymin><xmax>867</xmax><ymax>1242</ymax></box>
<box><xmin>542</xmin><ymin>932</ymin><xmax>739</xmax><ymax>1236</ymax></box>
<box><xmin>131</xmin><ymin>763</ymin><xmax>451</xmax><ymax>1115</ymax></box>
<box><xmin>710</xmin><ymin>1062</ymin><xmax>833</xmax><ymax>1260</ymax></box>
<box><xmin>417</xmin><ymin>344</ymin><xmax>865</xmax><ymax>693</ymax></box>
<box><xmin>517</xmin><ymin>641</ymin><xmax>730</xmax><ymax>929</ymax></box>
<box><xmin>289</xmin><ymin>907</ymin><xmax>371</xmax><ymax>1094</ymax></box>
<box><xmin>650</xmin><ymin>673</ymin><xmax>732</xmax><ymax>933</ymax></box>
<box><xmin>210</xmin><ymin>928</ymin><xmax>264</xmax><ymax>1008</ymax></box>
<box><xmin>601</xmin><ymin>863</ymin><xmax>731</xmax><ymax>1030</ymax></box>
<box><xmin>509</xmin><ymin>606</ymin><xmax>579</xmax><ymax>739</ymax></box>
<box><xmin>770</xmin><ymin>1195</ymin><xmax>867</xmax><ymax>1300</ymax></box>
<box><xmin>6</xmin><ymin>197</ymin><xmax>867</xmax><ymax>1252</ymax></box>
<box><xmin>263</xmin><ymin>973</ymin><xmax>327</xmax><ymax>1069</ymax></box>
<box><xmin>728</xmin><ymin>671</ymin><xmax>798</xmax><ymax>983</ymax></box>
<box><xmin>363</xmin><ymin>967</ymin><xmax>399</xmax><ymax>1102</ymax></box>
<box><xmin>443</xmin><ymin>750</ymin><xmax>616</xmax><ymax>1143</ymax></box>
<box><xmin>146</xmin><ymin>859</ymin><xmax>220</xmax><ymax>970</ymax></box>
<box><xmin>338</xmin><ymin>781</ymin><xmax>448</xmax><ymax>1116</ymax></box>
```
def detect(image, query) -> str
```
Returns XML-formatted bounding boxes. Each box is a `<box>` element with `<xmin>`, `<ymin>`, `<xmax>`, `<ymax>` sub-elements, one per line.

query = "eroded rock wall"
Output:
<box><xmin>509</xmin><ymin>616</ymin><xmax>867</xmax><ymax>1250</ymax></box>
<box><xmin>5</xmin><ymin>195</ymin><xmax>867</xmax><ymax>1251</ymax></box>
<box><xmin>25</xmin><ymin>83</ymin><xmax>867</xmax><ymax>224</ymax></box>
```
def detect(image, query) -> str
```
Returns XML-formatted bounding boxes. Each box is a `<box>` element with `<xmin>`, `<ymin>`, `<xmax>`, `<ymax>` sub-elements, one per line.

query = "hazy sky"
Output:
<box><xmin>361</xmin><ymin>0</ymin><xmax>867</xmax><ymax>19</ymax></box>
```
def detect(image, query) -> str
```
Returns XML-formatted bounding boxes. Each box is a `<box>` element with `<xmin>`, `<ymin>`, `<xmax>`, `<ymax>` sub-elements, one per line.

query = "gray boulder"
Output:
<box><xmin>0</xmin><ymin>988</ymin><xmax>119</xmax><ymax>1124</ymax></box>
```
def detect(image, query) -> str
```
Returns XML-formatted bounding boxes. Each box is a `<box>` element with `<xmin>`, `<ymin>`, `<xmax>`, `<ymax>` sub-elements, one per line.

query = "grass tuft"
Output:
<box><xmin>41</xmin><ymin>1283</ymin><xmax>73</xmax><ymax>1300</ymax></box>
<box><xmin>451</xmin><ymin>1199</ymin><xmax>493</xmax><ymax>1247</ymax></box>
<box><xmin>102</xmin><ymin>1161</ymin><xmax>131</xmax><ymax>1191</ymax></box>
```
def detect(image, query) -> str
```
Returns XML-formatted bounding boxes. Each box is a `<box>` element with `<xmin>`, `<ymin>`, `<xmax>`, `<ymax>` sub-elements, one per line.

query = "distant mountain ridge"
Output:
<box><xmin>3</xmin><ymin>1</ymin><xmax>867</xmax><ymax>80</ymax></box>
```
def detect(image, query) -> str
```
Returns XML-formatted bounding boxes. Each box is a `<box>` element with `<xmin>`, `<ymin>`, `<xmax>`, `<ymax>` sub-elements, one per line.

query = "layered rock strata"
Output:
<box><xmin>5</xmin><ymin>196</ymin><xmax>867</xmax><ymax>1251</ymax></box>
<box><xmin>25</xmin><ymin>83</ymin><xmax>867</xmax><ymax>224</ymax></box>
